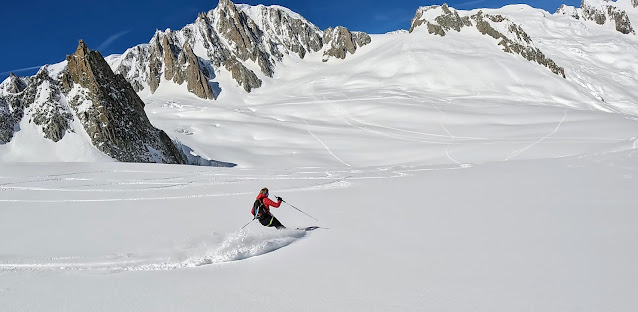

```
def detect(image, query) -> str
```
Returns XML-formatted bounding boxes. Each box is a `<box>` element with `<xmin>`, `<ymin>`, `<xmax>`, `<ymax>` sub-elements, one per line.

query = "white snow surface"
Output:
<box><xmin>2</xmin><ymin>4</ymin><xmax>638</xmax><ymax>311</ymax></box>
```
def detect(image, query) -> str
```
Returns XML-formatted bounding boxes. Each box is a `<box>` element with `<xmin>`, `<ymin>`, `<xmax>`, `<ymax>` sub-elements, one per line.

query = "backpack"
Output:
<box><xmin>252</xmin><ymin>198</ymin><xmax>265</xmax><ymax>218</ymax></box>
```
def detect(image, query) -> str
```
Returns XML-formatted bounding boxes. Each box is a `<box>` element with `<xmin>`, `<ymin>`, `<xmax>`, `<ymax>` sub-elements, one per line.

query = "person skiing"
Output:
<box><xmin>252</xmin><ymin>187</ymin><xmax>286</xmax><ymax>229</ymax></box>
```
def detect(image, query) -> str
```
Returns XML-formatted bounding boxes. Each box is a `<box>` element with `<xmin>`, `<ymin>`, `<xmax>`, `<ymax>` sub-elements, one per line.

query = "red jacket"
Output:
<box><xmin>252</xmin><ymin>193</ymin><xmax>281</xmax><ymax>216</ymax></box>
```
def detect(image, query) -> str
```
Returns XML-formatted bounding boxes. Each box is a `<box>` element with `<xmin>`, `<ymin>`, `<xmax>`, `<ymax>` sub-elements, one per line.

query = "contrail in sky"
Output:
<box><xmin>97</xmin><ymin>30</ymin><xmax>131</xmax><ymax>52</ymax></box>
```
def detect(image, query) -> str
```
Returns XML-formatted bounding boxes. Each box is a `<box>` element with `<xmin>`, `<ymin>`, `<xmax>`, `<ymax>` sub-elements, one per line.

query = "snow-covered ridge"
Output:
<box><xmin>556</xmin><ymin>0</ymin><xmax>636</xmax><ymax>34</ymax></box>
<box><xmin>410</xmin><ymin>4</ymin><xmax>565</xmax><ymax>77</ymax></box>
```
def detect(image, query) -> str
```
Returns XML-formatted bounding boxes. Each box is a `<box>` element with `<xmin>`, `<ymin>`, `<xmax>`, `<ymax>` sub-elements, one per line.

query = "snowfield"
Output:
<box><xmin>2</xmin><ymin>3</ymin><xmax>638</xmax><ymax>311</ymax></box>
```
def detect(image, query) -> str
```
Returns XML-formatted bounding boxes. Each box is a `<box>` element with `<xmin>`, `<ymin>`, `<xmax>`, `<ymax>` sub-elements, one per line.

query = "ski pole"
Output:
<box><xmin>240</xmin><ymin>218</ymin><xmax>255</xmax><ymax>230</ymax></box>
<box><xmin>276</xmin><ymin>197</ymin><xmax>318</xmax><ymax>221</ymax></box>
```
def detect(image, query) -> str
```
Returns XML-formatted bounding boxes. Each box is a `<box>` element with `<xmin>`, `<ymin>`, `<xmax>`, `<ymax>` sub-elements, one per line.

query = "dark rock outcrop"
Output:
<box><xmin>157</xmin><ymin>35</ymin><xmax>216</xmax><ymax>99</ymax></box>
<box><xmin>216</xmin><ymin>0</ymin><xmax>276</xmax><ymax>77</ymax></box>
<box><xmin>410</xmin><ymin>4</ymin><xmax>566</xmax><ymax>78</ymax></box>
<box><xmin>0</xmin><ymin>73</ymin><xmax>28</xmax><ymax>144</ymax></box>
<box><xmin>1</xmin><ymin>68</ymin><xmax>72</xmax><ymax>143</ymax></box>
<box><xmin>322</xmin><ymin>26</ymin><xmax>372</xmax><ymax>62</ymax></box>
<box><xmin>63</xmin><ymin>40</ymin><xmax>185</xmax><ymax>164</ymax></box>
<box><xmin>410</xmin><ymin>4</ymin><xmax>472</xmax><ymax>34</ymax></box>
<box><xmin>21</xmin><ymin>68</ymin><xmax>73</xmax><ymax>142</ymax></box>
<box><xmin>0</xmin><ymin>97</ymin><xmax>13</xmax><ymax>144</ymax></box>
<box><xmin>223</xmin><ymin>58</ymin><xmax>262</xmax><ymax>91</ymax></box>
<box><xmin>4</xmin><ymin>73</ymin><xmax>27</xmax><ymax>94</ymax></box>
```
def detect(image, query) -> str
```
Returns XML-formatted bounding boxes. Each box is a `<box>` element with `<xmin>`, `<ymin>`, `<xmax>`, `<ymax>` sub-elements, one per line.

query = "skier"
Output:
<box><xmin>252</xmin><ymin>187</ymin><xmax>286</xmax><ymax>229</ymax></box>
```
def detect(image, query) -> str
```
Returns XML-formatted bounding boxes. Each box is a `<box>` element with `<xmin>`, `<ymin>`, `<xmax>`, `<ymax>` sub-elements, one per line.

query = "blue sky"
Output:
<box><xmin>0</xmin><ymin>0</ymin><xmax>579</xmax><ymax>81</ymax></box>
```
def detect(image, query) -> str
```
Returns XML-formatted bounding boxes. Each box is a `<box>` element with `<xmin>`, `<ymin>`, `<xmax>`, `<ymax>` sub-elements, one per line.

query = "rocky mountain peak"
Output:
<box><xmin>322</xmin><ymin>26</ymin><xmax>372</xmax><ymax>62</ymax></box>
<box><xmin>110</xmin><ymin>0</ymin><xmax>370</xmax><ymax>97</ymax></box>
<box><xmin>75</xmin><ymin>40</ymin><xmax>90</xmax><ymax>56</ymax></box>
<box><xmin>2</xmin><ymin>72</ymin><xmax>28</xmax><ymax>94</ymax></box>
<box><xmin>63</xmin><ymin>40</ymin><xmax>186</xmax><ymax>164</ymax></box>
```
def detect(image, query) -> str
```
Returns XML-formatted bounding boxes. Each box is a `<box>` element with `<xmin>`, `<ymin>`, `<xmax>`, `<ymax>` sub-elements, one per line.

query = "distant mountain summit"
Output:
<box><xmin>110</xmin><ymin>0</ymin><xmax>371</xmax><ymax>96</ymax></box>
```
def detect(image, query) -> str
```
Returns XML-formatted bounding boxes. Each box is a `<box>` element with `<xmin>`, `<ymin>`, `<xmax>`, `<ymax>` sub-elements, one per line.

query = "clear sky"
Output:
<box><xmin>0</xmin><ymin>0</ymin><xmax>579</xmax><ymax>81</ymax></box>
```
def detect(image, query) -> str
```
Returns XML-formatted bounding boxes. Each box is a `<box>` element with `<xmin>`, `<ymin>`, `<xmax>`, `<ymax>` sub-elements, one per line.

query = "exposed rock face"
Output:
<box><xmin>111</xmin><ymin>0</ymin><xmax>370</xmax><ymax>95</ymax></box>
<box><xmin>157</xmin><ymin>35</ymin><xmax>216</xmax><ymax>99</ymax></box>
<box><xmin>217</xmin><ymin>0</ymin><xmax>276</xmax><ymax>77</ymax></box>
<box><xmin>242</xmin><ymin>4</ymin><xmax>323</xmax><ymax>59</ymax></box>
<box><xmin>63</xmin><ymin>40</ymin><xmax>186</xmax><ymax>164</ymax></box>
<box><xmin>0</xmin><ymin>75</ymin><xmax>23</xmax><ymax>144</ymax></box>
<box><xmin>0</xmin><ymin>97</ymin><xmax>13</xmax><ymax>144</ymax></box>
<box><xmin>410</xmin><ymin>5</ymin><xmax>566</xmax><ymax>78</ymax></box>
<box><xmin>181</xmin><ymin>43</ymin><xmax>216</xmax><ymax>99</ymax></box>
<box><xmin>4</xmin><ymin>73</ymin><xmax>27</xmax><ymax>94</ymax></box>
<box><xmin>223</xmin><ymin>58</ymin><xmax>262</xmax><ymax>91</ymax></box>
<box><xmin>21</xmin><ymin>68</ymin><xmax>73</xmax><ymax>142</ymax></box>
<box><xmin>410</xmin><ymin>4</ymin><xmax>472</xmax><ymax>34</ymax></box>
<box><xmin>0</xmin><ymin>68</ymin><xmax>72</xmax><ymax>143</ymax></box>
<box><xmin>556</xmin><ymin>0</ymin><xmax>635</xmax><ymax>34</ymax></box>
<box><xmin>322</xmin><ymin>27</ymin><xmax>372</xmax><ymax>62</ymax></box>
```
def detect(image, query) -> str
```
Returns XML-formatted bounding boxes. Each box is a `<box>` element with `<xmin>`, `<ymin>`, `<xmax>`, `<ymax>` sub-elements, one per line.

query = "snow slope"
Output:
<box><xmin>1</xmin><ymin>3</ymin><xmax>638</xmax><ymax>312</ymax></box>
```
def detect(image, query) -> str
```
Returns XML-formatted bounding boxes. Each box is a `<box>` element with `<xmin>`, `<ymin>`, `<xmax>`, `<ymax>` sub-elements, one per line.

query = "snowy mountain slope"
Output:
<box><xmin>135</xmin><ymin>25</ymin><xmax>638</xmax><ymax>169</ymax></box>
<box><xmin>3</xmin><ymin>1</ymin><xmax>638</xmax><ymax>164</ymax></box>
<box><xmin>494</xmin><ymin>4</ymin><xmax>638</xmax><ymax>115</ymax></box>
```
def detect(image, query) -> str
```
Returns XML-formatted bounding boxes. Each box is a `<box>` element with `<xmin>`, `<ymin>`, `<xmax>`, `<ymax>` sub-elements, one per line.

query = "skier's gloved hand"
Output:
<box><xmin>276</xmin><ymin>196</ymin><xmax>283</xmax><ymax>202</ymax></box>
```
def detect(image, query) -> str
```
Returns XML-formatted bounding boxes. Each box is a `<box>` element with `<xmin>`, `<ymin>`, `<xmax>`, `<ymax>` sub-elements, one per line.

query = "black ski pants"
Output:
<box><xmin>259</xmin><ymin>214</ymin><xmax>285</xmax><ymax>229</ymax></box>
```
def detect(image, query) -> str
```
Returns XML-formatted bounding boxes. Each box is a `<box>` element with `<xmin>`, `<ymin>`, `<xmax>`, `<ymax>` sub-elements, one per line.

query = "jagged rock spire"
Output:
<box><xmin>63</xmin><ymin>40</ymin><xmax>186</xmax><ymax>164</ymax></box>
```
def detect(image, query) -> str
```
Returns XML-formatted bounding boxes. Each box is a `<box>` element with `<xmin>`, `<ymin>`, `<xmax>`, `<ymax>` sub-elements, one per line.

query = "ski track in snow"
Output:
<box><xmin>505</xmin><ymin>109</ymin><xmax>569</xmax><ymax>161</ymax></box>
<box><xmin>0</xmin><ymin>177</ymin><xmax>352</xmax><ymax>203</ymax></box>
<box><xmin>0</xmin><ymin>164</ymin><xmax>489</xmax><ymax>203</ymax></box>
<box><xmin>303</xmin><ymin>119</ymin><xmax>351</xmax><ymax>167</ymax></box>
<box><xmin>305</xmin><ymin>79</ymin><xmax>351</xmax><ymax>167</ymax></box>
<box><xmin>431</xmin><ymin>100</ymin><xmax>465</xmax><ymax>166</ymax></box>
<box><xmin>0</xmin><ymin>229</ymin><xmax>309</xmax><ymax>273</ymax></box>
